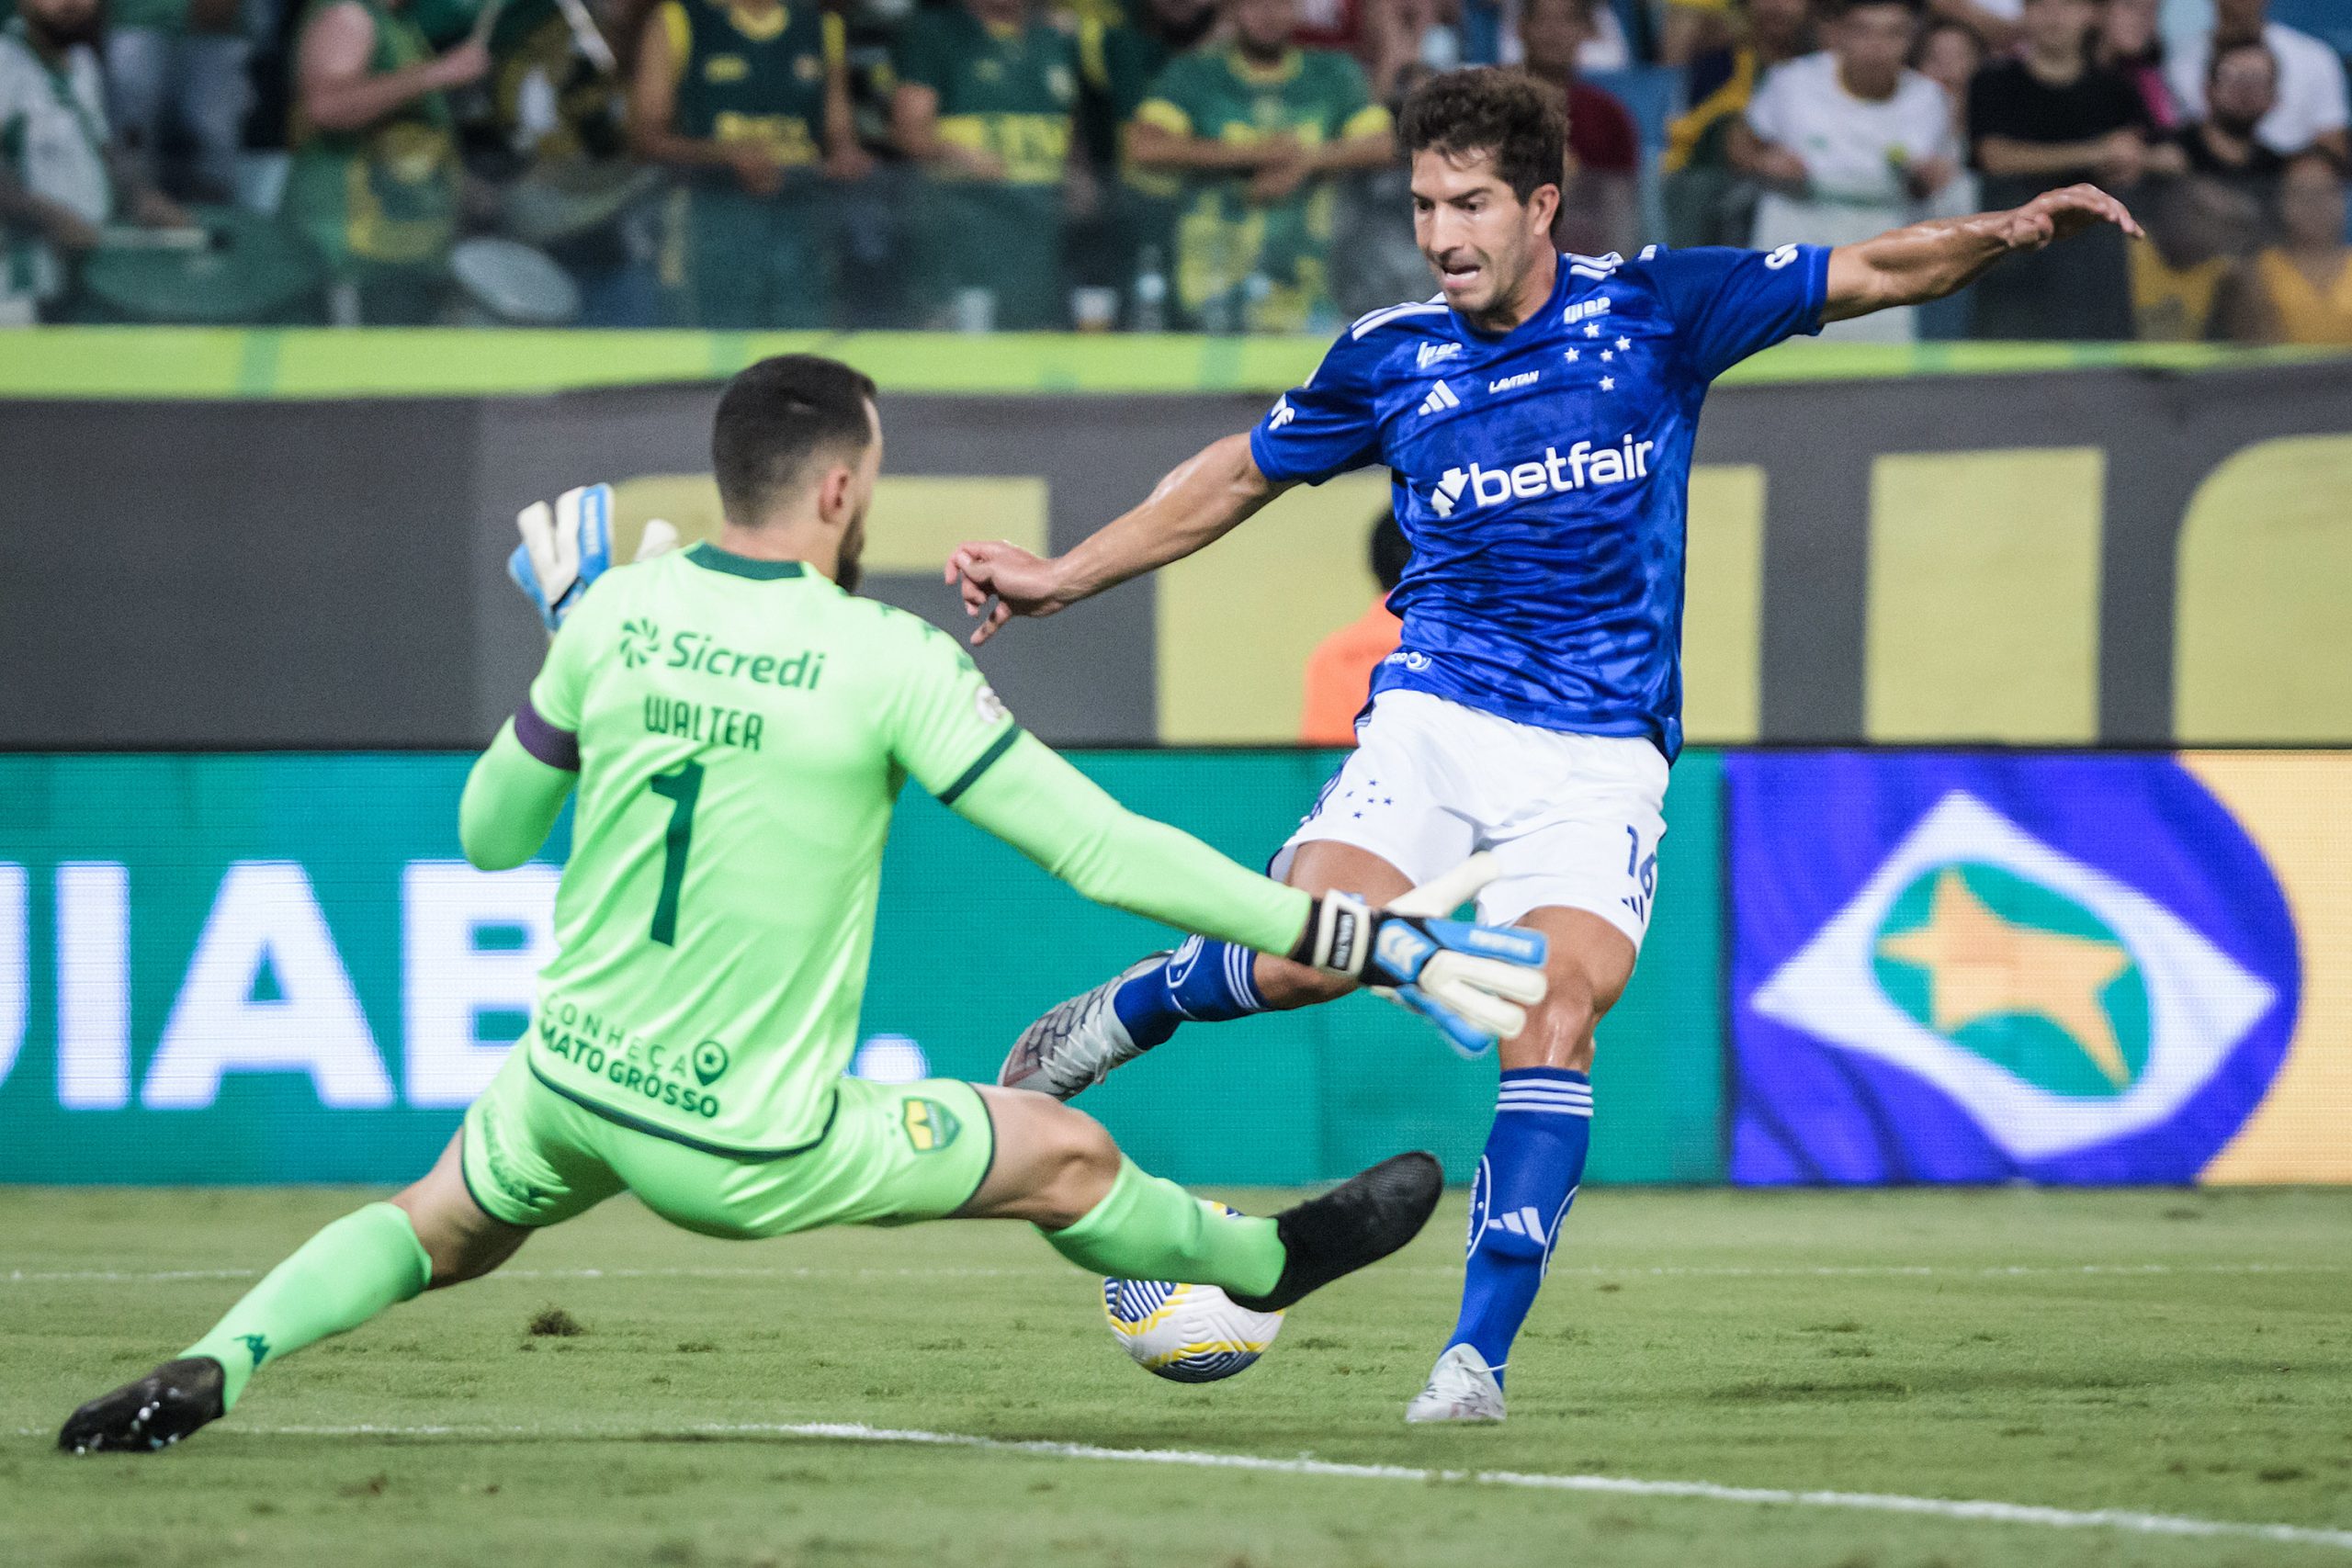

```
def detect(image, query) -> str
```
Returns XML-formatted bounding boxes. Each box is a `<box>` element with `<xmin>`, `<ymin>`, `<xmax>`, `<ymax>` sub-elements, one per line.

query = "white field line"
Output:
<box><xmin>6</xmin><ymin>1260</ymin><xmax>2346</xmax><ymax>1285</ymax></box>
<box><xmin>24</xmin><ymin>1417</ymin><xmax>2352</xmax><ymax>1552</ymax></box>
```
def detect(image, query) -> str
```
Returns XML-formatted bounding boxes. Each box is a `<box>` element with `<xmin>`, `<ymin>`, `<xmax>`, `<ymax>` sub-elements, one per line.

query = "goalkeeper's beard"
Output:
<box><xmin>836</xmin><ymin>506</ymin><xmax>866</xmax><ymax>595</ymax></box>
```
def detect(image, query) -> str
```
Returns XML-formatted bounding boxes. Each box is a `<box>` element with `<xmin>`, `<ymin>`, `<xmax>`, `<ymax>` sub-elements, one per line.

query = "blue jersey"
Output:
<box><xmin>1249</xmin><ymin>243</ymin><xmax>1830</xmax><ymax>761</ymax></box>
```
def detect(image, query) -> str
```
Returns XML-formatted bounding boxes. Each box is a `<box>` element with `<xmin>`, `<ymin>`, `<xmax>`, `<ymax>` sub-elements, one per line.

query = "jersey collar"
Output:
<box><xmin>688</xmin><ymin>542</ymin><xmax>808</xmax><ymax>580</ymax></box>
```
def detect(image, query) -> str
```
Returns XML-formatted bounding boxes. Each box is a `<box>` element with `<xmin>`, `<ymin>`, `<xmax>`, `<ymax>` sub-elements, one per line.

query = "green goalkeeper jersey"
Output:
<box><xmin>482</xmin><ymin>542</ymin><xmax>1308</xmax><ymax>1156</ymax></box>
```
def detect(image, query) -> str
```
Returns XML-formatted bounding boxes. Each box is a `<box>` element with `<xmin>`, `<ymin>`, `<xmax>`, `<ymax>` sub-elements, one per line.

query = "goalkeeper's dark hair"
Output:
<box><xmin>1396</xmin><ymin>68</ymin><xmax>1565</xmax><ymax>205</ymax></box>
<box><xmin>712</xmin><ymin>355</ymin><xmax>879</xmax><ymax>524</ymax></box>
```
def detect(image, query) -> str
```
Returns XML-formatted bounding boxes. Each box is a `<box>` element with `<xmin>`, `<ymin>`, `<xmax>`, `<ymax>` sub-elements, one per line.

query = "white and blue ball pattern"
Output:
<box><xmin>1102</xmin><ymin>1209</ymin><xmax>1284</xmax><ymax>1383</ymax></box>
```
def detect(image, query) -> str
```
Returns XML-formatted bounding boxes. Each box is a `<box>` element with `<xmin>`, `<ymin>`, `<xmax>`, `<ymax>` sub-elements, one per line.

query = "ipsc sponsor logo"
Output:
<box><xmin>1562</xmin><ymin>296</ymin><xmax>1611</xmax><ymax>327</ymax></box>
<box><xmin>1428</xmin><ymin>436</ymin><xmax>1657</xmax><ymax>517</ymax></box>
<box><xmin>1417</xmin><ymin>341</ymin><xmax>1462</xmax><ymax>369</ymax></box>
<box><xmin>1749</xmin><ymin>787</ymin><xmax>2290</xmax><ymax>1168</ymax></box>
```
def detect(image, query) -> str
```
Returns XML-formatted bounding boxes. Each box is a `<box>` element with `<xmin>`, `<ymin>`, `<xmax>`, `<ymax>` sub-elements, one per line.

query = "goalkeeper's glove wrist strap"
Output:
<box><xmin>1291</xmin><ymin>892</ymin><xmax>1375</xmax><ymax>980</ymax></box>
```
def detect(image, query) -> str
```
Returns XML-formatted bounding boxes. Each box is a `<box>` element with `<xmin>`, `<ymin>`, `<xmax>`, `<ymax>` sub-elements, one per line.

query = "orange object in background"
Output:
<box><xmin>1299</xmin><ymin>596</ymin><xmax>1403</xmax><ymax>745</ymax></box>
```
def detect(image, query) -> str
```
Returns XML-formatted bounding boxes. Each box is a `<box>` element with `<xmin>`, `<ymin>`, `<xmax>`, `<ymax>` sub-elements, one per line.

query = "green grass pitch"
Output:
<box><xmin>5</xmin><ymin>1185</ymin><xmax>2348</xmax><ymax>1567</ymax></box>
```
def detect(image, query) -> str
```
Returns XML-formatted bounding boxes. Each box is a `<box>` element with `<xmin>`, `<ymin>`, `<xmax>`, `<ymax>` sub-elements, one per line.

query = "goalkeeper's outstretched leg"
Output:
<box><xmin>59</xmin><ymin>1134</ymin><xmax>530</xmax><ymax>1453</ymax></box>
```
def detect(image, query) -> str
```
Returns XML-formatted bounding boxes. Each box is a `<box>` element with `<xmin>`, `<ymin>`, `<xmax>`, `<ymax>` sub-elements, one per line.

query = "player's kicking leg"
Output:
<box><xmin>962</xmin><ymin>1084</ymin><xmax>1442</xmax><ymax>1312</ymax></box>
<box><xmin>1000</xmin><ymin>840</ymin><xmax>1410</xmax><ymax>1098</ymax></box>
<box><xmin>58</xmin><ymin>1134</ymin><xmax>530</xmax><ymax>1453</ymax></box>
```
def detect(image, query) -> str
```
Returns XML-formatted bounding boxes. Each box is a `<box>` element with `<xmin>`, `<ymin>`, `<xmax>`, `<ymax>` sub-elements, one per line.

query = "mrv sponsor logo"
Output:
<box><xmin>1735</xmin><ymin>763</ymin><xmax>2299</xmax><ymax>1182</ymax></box>
<box><xmin>1428</xmin><ymin>435</ymin><xmax>1656</xmax><ymax>517</ymax></box>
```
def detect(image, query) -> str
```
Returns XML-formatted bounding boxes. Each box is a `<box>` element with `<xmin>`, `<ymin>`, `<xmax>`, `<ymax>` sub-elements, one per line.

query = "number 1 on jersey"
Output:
<box><xmin>648</xmin><ymin>761</ymin><xmax>704</xmax><ymax>946</ymax></box>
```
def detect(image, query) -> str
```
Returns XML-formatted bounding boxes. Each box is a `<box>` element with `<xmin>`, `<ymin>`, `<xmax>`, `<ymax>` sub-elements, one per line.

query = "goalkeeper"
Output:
<box><xmin>60</xmin><ymin>355</ymin><xmax>1546</xmax><ymax>1454</ymax></box>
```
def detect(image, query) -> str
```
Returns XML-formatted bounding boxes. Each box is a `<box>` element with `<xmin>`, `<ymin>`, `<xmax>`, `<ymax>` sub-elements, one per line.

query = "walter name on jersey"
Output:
<box><xmin>1249</xmin><ymin>243</ymin><xmax>1828</xmax><ymax>760</ymax></box>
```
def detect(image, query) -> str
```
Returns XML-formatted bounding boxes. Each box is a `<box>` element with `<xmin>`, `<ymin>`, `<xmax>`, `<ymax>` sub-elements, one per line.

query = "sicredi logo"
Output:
<box><xmin>1428</xmin><ymin>436</ymin><xmax>1657</xmax><ymax>517</ymax></box>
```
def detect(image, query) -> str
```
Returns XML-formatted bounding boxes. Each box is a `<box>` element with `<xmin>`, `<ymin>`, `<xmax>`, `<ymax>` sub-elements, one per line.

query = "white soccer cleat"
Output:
<box><xmin>1405</xmin><ymin>1343</ymin><xmax>1507</xmax><ymax>1425</ymax></box>
<box><xmin>998</xmin><ymin>955</ymin><xmax>1165</xmax><ymax>1100</ymax></box>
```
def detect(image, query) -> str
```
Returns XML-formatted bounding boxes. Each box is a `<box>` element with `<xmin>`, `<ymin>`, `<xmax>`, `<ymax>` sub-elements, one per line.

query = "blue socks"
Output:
<box><xmin>1110</xmin><ymin>937</ymin><xmax>1269</xmax><ymax>1049</ymax></box>
<box><xmin>1446</xmin><ymin>1066</ymin><xmax>1591</xmax><ymax>1383</ymax></box>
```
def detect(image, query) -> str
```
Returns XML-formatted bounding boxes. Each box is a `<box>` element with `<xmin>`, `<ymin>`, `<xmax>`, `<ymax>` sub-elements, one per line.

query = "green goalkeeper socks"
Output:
<box><xmin>1040</xmin><ymin>1159</ymin><xmax>1284</xmax><ymax>1298</ymax></box>
<box><xmin>180</xmin><ymin>1201</ymin><xmax>433</xmax><ymax>1409</ymax></box>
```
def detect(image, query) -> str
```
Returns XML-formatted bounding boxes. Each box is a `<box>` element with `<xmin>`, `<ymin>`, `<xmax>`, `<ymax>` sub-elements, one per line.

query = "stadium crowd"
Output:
<box><xmin>0</xmin><ymin>0</ymin><xmax>2346</xmax><ymax>337</ymax></box>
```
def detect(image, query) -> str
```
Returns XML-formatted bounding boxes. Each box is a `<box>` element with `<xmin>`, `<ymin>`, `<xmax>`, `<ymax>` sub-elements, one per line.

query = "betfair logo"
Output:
<box><xmin>903</xmin><ymin>1098</ymin><xmax>962</xmax><ymax>1153</ymax></box>
<box><xmin>619</xmin><ymin>618</ymin><xmax>660</xmax><ymax>668</ymax></box>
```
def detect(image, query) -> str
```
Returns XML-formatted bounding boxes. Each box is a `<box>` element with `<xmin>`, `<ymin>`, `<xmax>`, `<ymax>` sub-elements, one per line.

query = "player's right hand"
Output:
<box><xmin>508</xmin><ymin>484</ymin><xmax>679</xmax><ymax>632</ymax></box>
<box><xmin>944</xmin><ymin>539</ymin><xmax>1072</xmax><ymax>647</ymax></box>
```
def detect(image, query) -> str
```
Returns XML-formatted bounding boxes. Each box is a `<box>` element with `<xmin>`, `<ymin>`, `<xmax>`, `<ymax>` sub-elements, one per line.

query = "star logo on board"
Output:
<box><xmin>1875</xmin><ymin>866</ymin><xmax>2140</xmax><ymax>1093</ymax></box>
<box><xmin>1751</xmin><ymin>792</ymin><xmax>2276</xmax><ymax>1160</ymax></box>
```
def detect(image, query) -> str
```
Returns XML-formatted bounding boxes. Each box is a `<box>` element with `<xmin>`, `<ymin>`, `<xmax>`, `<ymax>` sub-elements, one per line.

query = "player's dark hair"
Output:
<box><xmin>1370</xmin><ymin>512</ymin><xmax>1410</xmax><ymax>594</ymax></box>
<box><xmin>1397</xmin><ymin>68</ymin><xmax>1566</xmax><ymax>205</ymax></box>
<box><xmin>711</xmin><ymin>355</ymin><xmax>879</xmax><ymax>525</ymax></box>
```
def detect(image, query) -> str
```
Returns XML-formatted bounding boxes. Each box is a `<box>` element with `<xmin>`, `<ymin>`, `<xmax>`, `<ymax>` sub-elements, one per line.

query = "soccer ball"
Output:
<box><xmin>1102</xmin><ymin>1208</ymin><xmax>1284</xmax><ymax>1383</ymax></box>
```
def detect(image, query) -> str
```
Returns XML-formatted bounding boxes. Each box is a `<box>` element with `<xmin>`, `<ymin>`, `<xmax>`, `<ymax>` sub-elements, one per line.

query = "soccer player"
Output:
<box><xmin>57</xmin><ymin>355</ymin><xmax>1548</xmax><ymax>1455</ymax></box>
<box><xmin>947</xmin><ymin>68</ymin><xmax>2141</xmax><ymax>1423</ymax></box>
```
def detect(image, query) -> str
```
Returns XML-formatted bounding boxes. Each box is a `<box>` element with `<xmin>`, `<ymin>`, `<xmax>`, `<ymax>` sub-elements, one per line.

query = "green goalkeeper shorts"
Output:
<box><xmin>458</xmin><ymin>1044</ymin><xmax>996</xmax><ymax>1238</ymax></box>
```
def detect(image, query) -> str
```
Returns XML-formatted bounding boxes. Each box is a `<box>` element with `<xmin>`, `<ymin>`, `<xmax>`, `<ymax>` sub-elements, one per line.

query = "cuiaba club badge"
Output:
<box><xmin>1727</xmin><ymin>756</ymin><xmax>2300</xmax><ymax>1185</ymax></box>
<box><xmin>902</xmin><ymin>1098</ymin><xmax>961</xmax><ymax>1154</ymax></box>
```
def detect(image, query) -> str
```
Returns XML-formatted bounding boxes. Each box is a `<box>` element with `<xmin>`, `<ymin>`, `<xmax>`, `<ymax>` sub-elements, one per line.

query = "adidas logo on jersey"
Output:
<box><xmin>1427</xmin><ymin>436</ymin><xmax>1657</xmax><ymax>517</ymax></box>
<box><xmin>1417</xmin><ymin>341</ymin><xmax>1462</xmax><ymax>369</ymax></box>
<box><xmin>1417</xmin><ymin>379</ymin><xmax>1463</xmax><ymax>416</ymax></box>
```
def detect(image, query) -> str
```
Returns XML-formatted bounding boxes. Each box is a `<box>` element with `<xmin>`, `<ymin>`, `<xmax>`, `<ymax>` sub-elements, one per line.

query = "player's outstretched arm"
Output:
<box><xmin>948</xmin><ymin>732</ymin><xmax>1546</xmax><ymax>1036</ymax></box>
<box><xmin>458</xmin><ymin>721</ymin><xmax>575</xmax><ymax>871</ymax></box>
<box><xmin>944</xmin><ymin>433</ymin><xmax>1289</xmax><ymax>647</ymax></box>
<box><xmin>1822</xmin><ymin>183</ymin><xmax>2143</xmax><ymax>321</ymax></box>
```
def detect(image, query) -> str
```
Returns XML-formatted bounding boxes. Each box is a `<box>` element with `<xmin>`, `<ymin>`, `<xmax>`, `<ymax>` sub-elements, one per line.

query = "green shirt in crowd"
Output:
<box><xmin>282</xmin><ymin>0</ymin><xmax>458</xmax><ymax>276</ymax></box>
<box><xmin>658</xmin><ymin>0</ymin><xmax>843</xmax><ymax>177</ymax></box>
<box><xmin>893</xmin><ymin>4</ymin><xmax>1078</xmax><ymax>187</ymax></box>
<box><xmin>476</xmin><ymin>543</ymin><xmax>1308</xmax><ymax>1155</ymax></box>
<box><xmin>1136</xmin><ymin>45</ymin><xmax>1387</xmax><ymax>331</ymax></box>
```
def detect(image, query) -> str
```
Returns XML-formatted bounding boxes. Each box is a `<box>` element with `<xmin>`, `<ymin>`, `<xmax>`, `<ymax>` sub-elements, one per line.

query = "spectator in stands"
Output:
<box><xmin>892</xmin><ymin>0</ymin><xmax>1080</xmax><ymax>330</ymax></box>
<box><xmin>1909</xmin><ymin>12</ymin><xmax>1982</xmax><ymax>335</ymax></box>
<box><xmin>1966</xmin><ymin>0</ymin><xmax>2164</xmax><ymax>337</ymax></box>
<box><xmin>1365</xmin><ymin>0</ymin><xmax>1464</xmax><ymax>104</ymax></box>
<box><xmin>627</xmin><ymin>0</ymin><xmax>863</xmax><ymax>328</ymax></box>
<box><xmin>2174</xmin><ymin>38</ymin><xmax>2289</xmax><ymax>197</ymax></box>
<box><xmin>1661</xmin><ymin>0</ymin><xmax>1815</xmax><ymax>246</ymax></box>
<box><xmin>1128</xmin><ymin>0</ymin><xmax>1394</xmax><ymax>333</ymax></box>
<box><xmin>1927</xmin><ymin>0</ymin><xmax>2018</xmax><ymax>53</ymax></box>
<box><xmin>1075</xmin><ymin>0</ymin><xmax>1219</xmax><ymax>311</ymax></box>
<box><xmin>2095</xmin><ymin>0</ymin><xmax>2179</xmax><ymax>132</ymax></box>
<box><xmin>2229</xmin><ymin>150</ymin><xmax>2352</xmax><ymax>343</ymax></box>
<box><xmin>1519</xmin><ymin>0</ymin><xmax>1640</xmax><ymax>258</ymax></box>
<box><xmin>0</xmin><ymin>0</ymin><xmax>186</xmax><ymax>324</ymax></box>
<box><xmin>1300</xmin><ymin>512</ymin><xmax>1408</xmax><ymax>746</ymax></box>
<box><xmin>2168</xmin><ymin>0</ymin><xmax>2348</xmax><ymax>166</ymax></box>
<box><xmin>2131</xmin><ymin>171</ymin><xmax>2261</xmax><ymax>340</ymax></box>
<box><xmin>105</xmin><ymin>0</ymin><xmax>252</xmax><ymax>203</ymax></box>
<box><xmin>1474</xmin><ymin>0</ymin><xmax>1635</xmax><ymax>71</ymax></box>
<box><xmin>1736</xmin><ymin>0</ymin><xmax>1957</xmax><ymax>340</ymax></box>
<box><xmin>284</xmin><ymin>0</ymin><xmax>485</xmax><ymax>322</ymax></box>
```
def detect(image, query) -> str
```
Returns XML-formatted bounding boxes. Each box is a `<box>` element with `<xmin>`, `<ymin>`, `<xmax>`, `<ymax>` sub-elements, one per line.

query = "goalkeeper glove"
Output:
<box><xmin>1372</xmin><ymin>853</ymin><xmax>1530</xmax><ymax>1058</ymax></box>
<box><xmin>1289</xmin><ymin>855</ymin><xmax>1548</xmax><ymax>1044</ymax></box>
<box><xmin>507</xmin><ymin>483</ymin><xmax>680</xmax><ymax>632</ymax></box>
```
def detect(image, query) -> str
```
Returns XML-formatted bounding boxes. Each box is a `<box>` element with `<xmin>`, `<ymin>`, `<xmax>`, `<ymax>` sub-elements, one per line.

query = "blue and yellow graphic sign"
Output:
<box><xmin>1728</xmin><ymin>754</ymin><xmax>2312</xmax><ymax>1184</ymax></box>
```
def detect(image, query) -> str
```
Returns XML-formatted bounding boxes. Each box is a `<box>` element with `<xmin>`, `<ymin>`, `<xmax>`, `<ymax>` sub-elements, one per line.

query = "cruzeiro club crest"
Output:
<box><xmin>619</xmin><ymin>618</ymin><xmax>661</xmax><ymax>668</ymax></box>
<box><xmin>1736</xmin><ymin>763</ymin><xmax>2300</xmax><ymax>1183</ymax></box>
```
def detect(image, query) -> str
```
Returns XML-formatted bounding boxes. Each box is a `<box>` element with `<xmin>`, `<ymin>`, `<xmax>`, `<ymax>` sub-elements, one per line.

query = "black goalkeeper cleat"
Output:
<box><xmin>59</xmin><ymin>1357</ymin><xmax>226</xmax><ymax>1455</ymax></box>
<box><xmin>1231</xmin><ymin>1151</ymin><xmax>1443</xmax><ymax>1313</ymax></box>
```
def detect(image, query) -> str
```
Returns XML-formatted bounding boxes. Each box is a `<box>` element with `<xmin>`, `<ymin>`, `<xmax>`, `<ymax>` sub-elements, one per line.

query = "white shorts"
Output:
<box><xmin>1272</xmin><ymin>690</ymin><xmax>1670</xmax><ymax>949</ymax></box>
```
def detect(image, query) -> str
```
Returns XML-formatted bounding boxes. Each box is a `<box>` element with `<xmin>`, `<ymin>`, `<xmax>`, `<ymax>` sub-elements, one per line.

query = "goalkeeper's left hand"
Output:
<box><xmin>508</xmin><ymin>483</ymin><xmax>680</xmax><ymax>632</ymax></box>
<box><xmin>1290</xmin><ymin>855</ymin><xmax>1548</xmax><ymax>1044</ymax></box>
